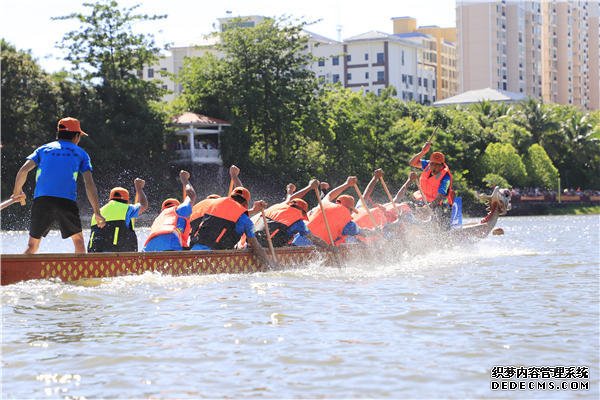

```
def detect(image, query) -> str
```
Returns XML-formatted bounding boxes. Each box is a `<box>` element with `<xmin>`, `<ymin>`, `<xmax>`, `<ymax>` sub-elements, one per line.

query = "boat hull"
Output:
<box><xmin>0</xmin><ymin>247</ymin><xmax>328</xmax><ymax>286</ymax></box>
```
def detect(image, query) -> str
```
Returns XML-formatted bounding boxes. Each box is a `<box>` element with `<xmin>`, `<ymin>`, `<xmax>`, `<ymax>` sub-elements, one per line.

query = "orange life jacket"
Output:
<box><xmin>144</xmin><ymin>206</ymin><xmax>191</xmax><ymax>248</ymax></box>
<box><xmin>256</xmin><ymin>203</ymin><xmax>306</xmax><ymax>247</ymax></box>
<box><xmin>190</xmin><ymin>197</ymin><xmax>247</xmax><ymax>250</ymax></box>
<box><xmin>420</xmin><ymin>163</ymin><xmax>454</xmax><ymax>206</ymax></box>
<box><xmin>352</xmin><ymin>206</ymin><xmax>387</xmax><ymax>229</ymax></box>
<box><xmin>307</xmin><ymin>202</ymin><xmax>352</xmax><ymax>246</ymax></box>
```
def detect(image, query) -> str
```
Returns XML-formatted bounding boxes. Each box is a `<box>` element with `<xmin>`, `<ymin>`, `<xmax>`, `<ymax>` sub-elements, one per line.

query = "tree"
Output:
<box><xmin>524</xmin><ymin>144</ymin><xmax>559</xmax><ymax>189</ymax></box>
<box><xmin>481</xmin><ymin>142</ymin><xmax>527</xmax><ymax>187</ymax></box>
<box><xmin>0</xmin><ymin>40</ymin><xmax>61</xmax><ymax>218</ymax></box>
<box><xmin>180</xmin><ymin>17</ymin><xmax>319</xmax><ymax>170</ymax></box>
<box><xmin>53</xmin><ymin>0</ymin><xmax>169</xmax><ymax>188</ymax></box>
<box><xmin>53</xmin><ymin>0</ymin><xmax>166</xmax><ymax>84</ymax></box>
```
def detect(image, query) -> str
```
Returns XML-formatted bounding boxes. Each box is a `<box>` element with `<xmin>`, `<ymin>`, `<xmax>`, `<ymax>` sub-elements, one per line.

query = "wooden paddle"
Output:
<box><xmin>378</xmin><ymin>175</ymin><xmax>401</xmax><ymax>216</ymax></box>
<box><xmin>260</xmin><ymin>210</ymin><xmax>277</xmax><ymax>262</ymax></box>
<box><xmin>0</xmin><ymin>196</ymin><xmax>26</xmax><ymax>211</ymax></box>
<box><xmin>228</xmin><ymin>179</ymin><xmax>234</xmax><ymax>196</ymax></box>
<box><xmin>314</xmin><ymin>187</ymin><xmax>335</xmax><ymax>246</ymax></box>
<box><xmin>353</xmin><ymin>184</ymin><xmax>379</xmax><ymax>228</ymax></box>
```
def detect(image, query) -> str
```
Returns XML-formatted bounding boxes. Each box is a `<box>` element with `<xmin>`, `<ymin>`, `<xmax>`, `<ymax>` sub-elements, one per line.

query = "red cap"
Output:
<box><xmin>430</xmin><ymin>151</ymin><xmax>445</xmax><ymax>164</ymax></box>
<box><xmin>288</xmin><ymin>198</ymin><xmax>309</xmax><ymax>219</ymax></box>
<box><xmin>230</xmin><ymin>186</ymin><xmax>251</xmax><ymax>204</ymax></box>
<box><xmin>161</xmin><ymin>198</ymin><xmax>180</xmax><ymax>210</ymax></box>
<box><xmin>57</xmin><ymin>117</ymin><xmax>88</xmax><ymax>136</ymax></box>
<box><xmin>336</xmin><ymin>194</ymin><xmax>358</xmax><ymax>213</ymax></box>
<box><xmin>109</xmin><ymin>187</ymin><xmax>130</xmax><ymax>202</ymax></box>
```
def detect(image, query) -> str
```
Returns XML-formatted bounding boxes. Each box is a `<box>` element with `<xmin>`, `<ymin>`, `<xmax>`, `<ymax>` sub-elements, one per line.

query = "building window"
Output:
<box><xmin>365</xmin><ymin>72</ymin><xmax>369</xmax><ymax>79</ymax></box>
<box><xmin>332</xmin><ymin>74</ymin><xmax>340</xmax><ymax>83</ymax></box>
<box><xmin>408</xmin><ymin>75</ymin><xmax>413</xmax><ymax>85</ymax></box>
<box><xmin>377</xmin><ymin>88</ymin><xmax>382</xmax><ymax>96</ymax></box>
<box><xmin>433</xmin><ymin>80</ymin><xmax>436</xmax><ymax>89</ymax></box>
<box><xmin>347</xmin><ymin>73</ymin><xmax>352</xmax><ymax>81</ymax></box>
<box><xmin>377</xmin><ymin>52</ymin><xmax>384</xmax><ymax>63</ymax></box>
<box><xmin>318</xmin><ymin>59</ymin><xmax>325</xmax><ymax>67</ymax></box>
<box><xmin>161</xmin><ymin>84</ymin><xmax>168</xmax><ymax>90</ymax></box>
<box><xmin>402</xmin><ymin>74</ymin><xmax>406</xmax><ymax>83</ymax></box>
<box><xmin>147</xmin><ymin>68</ymin><xmax>154</xmax><ymax>78</ymax></box>
<box><xmin>418</xmin><ymin>77</ymin><xmax>422</xmax><ymax>86</ymax></box>
<box><xmin>401</xmin><ymin>51</ymin><xmax>405</xmax><ymax>66</ymax></box>
<box><xmin>364</xmin><ymin>53</ymin><xmax>369</xmax><ymax>61</ymax></box>
<box><xmin>332</xmin><ymin>56</ymin><xmax>339</xmax><ymax>66</ymax></box>
<box><xmin>424</xmin><ymin>78</ymin><xmax>428</xmax><ymax>88</ymax></box>
<box><xmin>346</xmin><ymin>54</ymin><xmax>352</xmax><ymax>62</ymax></box>
<box><xmin>377</xmin><ymin>71</ymin><xmax>384</xmax><ymax>81</ymax></box>
<box><xmin>161</xmin><ymin>67</ymin><xmax>167</xmax><ymax>71</ymax></box>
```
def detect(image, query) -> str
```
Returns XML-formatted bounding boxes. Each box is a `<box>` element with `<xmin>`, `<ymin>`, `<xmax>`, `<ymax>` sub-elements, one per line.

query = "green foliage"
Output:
<box><xmin>481</xmin><ymin>142</ymin><xmax>528</xmax><ymax>187</ymax></box>
<box><xmin>53</xmin><ymin>0</ymin><xmax>166</xmax><ymax>84</ymax></box>
<box><xmin>482</xmin><ymin>173</ymin><xmax>511</xmax><ymax>189</ymax></box>
<box><xmin>1</xmin><ymin>40</ymin><xmax>61</xmax><ymax>206</ymax></box>
<box><xmin>524</xmin><ymin>144</ymin><xmax>559</xmax><ymax>189</ymax></box>
<box><xmin>52</xmin><ymin>0</ymin><xmax>169</xmax><ymax>190</ymax></box>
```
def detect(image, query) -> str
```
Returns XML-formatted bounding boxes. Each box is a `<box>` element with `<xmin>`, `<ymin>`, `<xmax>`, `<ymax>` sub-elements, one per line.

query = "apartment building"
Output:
<box><xmin>143</xmin><ymin>15</ymin><xmax>436</xmax><ymax>104</ymax></box>
<box><xmin>458</xmin><ymin>0</ymin><xmax>599</xmax><ymax>110</ymax></box>
<box><xmin>316</xmin><ymin>31</ymin><xmax>436</xmax><ymax>103</ymax></box>
<box><xmin>392</xmin><ymin>17</ymin><xmax>458</xmax><ymax>100</ymax></box>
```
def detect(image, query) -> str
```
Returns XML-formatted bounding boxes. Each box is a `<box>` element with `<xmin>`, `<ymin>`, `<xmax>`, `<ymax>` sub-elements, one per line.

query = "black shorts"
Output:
<box><xmin>30</xmin><ymin>196</ymin><xmax>82</xmax><ymax>239</ymax></box>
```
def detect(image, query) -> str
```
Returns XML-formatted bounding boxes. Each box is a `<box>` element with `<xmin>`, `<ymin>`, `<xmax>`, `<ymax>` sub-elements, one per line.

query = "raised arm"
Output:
<box><xmin>409</xmin><ymin>141</ymin><xmax>432</xmax><ymax>169</ymax></box>
<box><xmin>82</xmin><ymin>171</ymin><xmax>105</xmax><ymax>228</ymax></box>
<box><xmin>133</xmin><ymin>178</ymin><xmax>148</xmax><ymax>214</ymax></box>
<box><xmin>393</xmin><ymin>171</ymin><xmax>418</xmax><ymax>203</ymax></box>
<box><xmin>360</xmin><ymin>169</ymin><xmax>383</xmax><ymax>207</ymax></box>
<box><xmin>324</xmin><ymin>176</ymin><xmax>358</xmax><ymax>203</ymax></box>
<box><xmin>229</xmin><ymin>165</ymin><xmax>243</xmax><ymax>189</ymax></box>
<box><xmin>180</xmin><ymin>170</ymin><xmax>197</xmax><ymax>205</ymax></box>
<box><xmin>248</xmin><ymin>200</ymin><xmax>267</xmax><ymax>217</ymax></box>
<box><xmin>288</xmin><ymin>179</ymin><xmax>320</xmax><ymax>201</ymax></box>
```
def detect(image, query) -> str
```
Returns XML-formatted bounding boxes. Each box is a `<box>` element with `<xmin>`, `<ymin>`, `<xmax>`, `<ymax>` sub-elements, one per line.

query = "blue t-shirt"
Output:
<box><xmin>27</xmin><ymin>140</ymin><xmax>93</xmax><ymax>201</ymax></box>
<box><xmin>125</xmin><ymin>203</ymin><xmax>142</xmax><ymax>228</ymax></box>
<box><xmin>143</xmin><ymin>199</ymin><xmax>192</xmax><ymax>252</ymax></box>
<box><xmin>421</xmin><ymin>159</ymin><xmax>451</xmax><ymax>196</ymax></box>
<box><xmin>191</xmin><ymin>213</ymin><xmax>255</xmax><ymax>251</ymax></box>
<box><xmin>291</xmin><ymin>221</ymin><xmax>360</xmax><ymax>246</ymax></box>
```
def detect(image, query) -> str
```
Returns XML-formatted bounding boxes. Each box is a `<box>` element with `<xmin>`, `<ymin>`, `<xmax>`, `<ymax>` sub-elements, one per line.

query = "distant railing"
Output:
<box><xmin>174</xmin><ymin>149</ymin><xmax>222</xmax><ymax>164</ymax></box>
<box><xmin>512</xmin><ymin>194</ymin><xmax>600</xmax><ymax>203</ymax></box>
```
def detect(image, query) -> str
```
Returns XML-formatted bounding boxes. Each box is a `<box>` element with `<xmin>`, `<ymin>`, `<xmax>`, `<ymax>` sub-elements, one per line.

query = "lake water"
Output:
<box><xmin>1</xmin><ymin>215</ymin><xmax>598</xmax><ymax>399</ymax></box>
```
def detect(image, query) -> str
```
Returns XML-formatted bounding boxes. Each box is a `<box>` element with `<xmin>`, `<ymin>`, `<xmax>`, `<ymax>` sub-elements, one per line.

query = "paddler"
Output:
<box><xmin>293</xmin><ymin>176</ymin><xmax>374</xmax><ymax>246</ymax></box>
<box><xmin>409</xmin><ymin>141</ymin><xmax>454</xmax><ymax>230</ymax></box>
<box><xmin>188</xmin><ymin>186</ymin><xmax>276</xmax><ymax>268</ymax></box>
<box><xmin>9</xmin><ymin>117</ymin><xmax>106</xmax><ymax>254</ymax></box>
<box><xmin>88</xmin><ymin>178</ymin><xmax>148</xmax><ymax>252</ymax></box>
<box><xmin>143</xmin><ymin>170</ymin><xmax>196</xmax><ymax>251</ymax></box>
<box><xmin>254</xmin><ymin>179</ymin><xmax>333</xmax><ymax>249</ymax></box>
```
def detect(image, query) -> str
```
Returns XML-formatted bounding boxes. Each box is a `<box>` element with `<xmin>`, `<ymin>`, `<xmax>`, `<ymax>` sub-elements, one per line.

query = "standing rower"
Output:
<box><xmin>10</xmin><ymin>117</ymin><xmax>105</xmax><ymax>254</ymax></box>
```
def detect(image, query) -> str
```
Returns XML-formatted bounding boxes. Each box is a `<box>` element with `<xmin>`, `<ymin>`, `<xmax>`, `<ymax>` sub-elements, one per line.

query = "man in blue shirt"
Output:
<box><xmin>10</xmin><ymin>117</ymin><xmax>105</xmax><ymax>254</ymax></box>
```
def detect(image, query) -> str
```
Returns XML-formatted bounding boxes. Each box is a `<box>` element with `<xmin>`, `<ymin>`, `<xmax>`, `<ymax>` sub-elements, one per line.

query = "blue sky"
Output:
<box><xmin>0</xmin><ymin>0</ymin><xmax>455</xmax><ymax>72</ymax></box>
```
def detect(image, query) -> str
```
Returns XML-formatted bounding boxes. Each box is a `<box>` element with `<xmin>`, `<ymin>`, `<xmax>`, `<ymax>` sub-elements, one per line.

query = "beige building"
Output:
<box><xmin>392</xmin><ymin>17</ymin><xmax>458</xmax><ymax>100</ymax></box>
<box><xmin>458</xmin><ymin>0</ymin><xmax>599</xmax><ymax>110</ymax></box>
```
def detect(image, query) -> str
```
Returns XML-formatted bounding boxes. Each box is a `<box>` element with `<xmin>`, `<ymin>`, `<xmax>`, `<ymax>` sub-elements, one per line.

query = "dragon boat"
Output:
<box><xmin>0</xmin><ymin>187</ymin><xmax>510</xmax><ymax>286</ymax></box>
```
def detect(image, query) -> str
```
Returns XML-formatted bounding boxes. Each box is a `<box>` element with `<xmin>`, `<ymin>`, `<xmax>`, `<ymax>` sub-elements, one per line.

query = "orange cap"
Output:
<box><xmin>336</xmin><ymin>194</ymin><xmax>358</xmax><ymax>213</ymax></box>
<box><xmin>161</xmin><ymin>198</ymin><xmax>180</xmax><ymax>210</ymax></box>
<box><xmin>430</xmin><ymin>151</ymin><xmax>445</xmax><ymax>164</ymax></box>
<box><xmin>230</xmin><ymin>186</ymin><xmax>251</xmax><ymax>204</ymax></box>
<box><xmin>109</xmin><ymin>187</ymin><xmax>130</xmax><ymax>202</ymax></box>
<box><xmin>288</xmin><ymin>198</ymin><xmax>309</xmax><ymax>218</ymax></box>
<box><xmin>57</xmin><ymin>117</ymin><xmax>88</xmax><ymax>136</ymax></box>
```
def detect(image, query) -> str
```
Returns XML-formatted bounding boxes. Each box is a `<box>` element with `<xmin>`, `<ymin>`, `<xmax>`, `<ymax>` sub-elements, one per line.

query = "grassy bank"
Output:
<box><xmin>546</xmin><ymin>205</ymin><xmax>600</xmax><ymax>215</ymax></box>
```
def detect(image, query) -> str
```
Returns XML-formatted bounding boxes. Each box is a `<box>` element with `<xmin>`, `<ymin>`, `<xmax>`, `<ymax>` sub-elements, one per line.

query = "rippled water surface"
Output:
<box><xmin>1</xmin><ymin>215</ymin><xmax>599</xmax><ymax>398</ymax></box>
